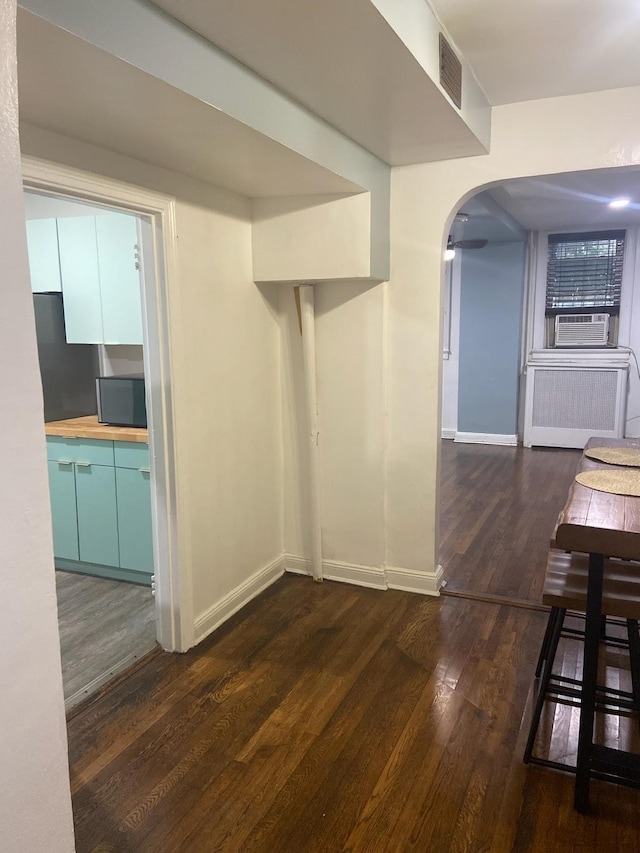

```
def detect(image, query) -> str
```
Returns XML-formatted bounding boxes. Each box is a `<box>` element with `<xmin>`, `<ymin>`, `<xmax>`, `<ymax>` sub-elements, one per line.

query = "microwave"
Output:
<box><xmin>96</xmin><ymin>374</ymin><xmax>147</xmax><ymax>428</ymax></box>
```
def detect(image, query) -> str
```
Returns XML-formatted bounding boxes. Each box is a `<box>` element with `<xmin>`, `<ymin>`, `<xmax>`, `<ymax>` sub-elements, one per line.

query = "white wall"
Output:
<box><xmin>0</xmin><ymin>3</ymin><xmax>74</xmax><ymax>851</ymax></box>
<box><xmin>387</xmin><ymin>86</ymin><xmax>640</xmax><ymax>578</ymax></box>
<box><xmin>252</xmin><ymin>193</ymin><xmax>376</xmax><ymax>283</ymax></box>
<box><xmin>20</xmin><ymin>124</ymin><xmax>284</xmax><ymax>646</ymax></box>
<box><xmin>279</xmin><ymin>281</ymin><xmax>386</xmax><ymax>572</ymax></box>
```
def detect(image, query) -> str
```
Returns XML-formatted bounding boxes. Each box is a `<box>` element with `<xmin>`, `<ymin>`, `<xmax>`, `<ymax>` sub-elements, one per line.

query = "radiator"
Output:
<box><xmin>523</xmin><ymin>365</ymin><xmax>628</xmax><ymax>448</ymax></box>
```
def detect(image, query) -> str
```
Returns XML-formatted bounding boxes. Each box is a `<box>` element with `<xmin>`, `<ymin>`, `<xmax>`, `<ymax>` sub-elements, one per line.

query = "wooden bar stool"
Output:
<box><xmin>524</xmin><ymin>550</ymin><xmax>640</xmax><ymax>775</ymax></box>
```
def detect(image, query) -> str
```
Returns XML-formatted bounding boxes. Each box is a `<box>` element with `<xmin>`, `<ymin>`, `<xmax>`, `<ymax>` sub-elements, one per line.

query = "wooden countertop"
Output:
<box><xmin>552</xmin><ymin>437</ymin><xmax>640</xmax><ymax>560</ymax></box>
<box><xmin>44</xmin><ymin>415</ymin><xmax>148</xmax><ymax>443</ymax></box>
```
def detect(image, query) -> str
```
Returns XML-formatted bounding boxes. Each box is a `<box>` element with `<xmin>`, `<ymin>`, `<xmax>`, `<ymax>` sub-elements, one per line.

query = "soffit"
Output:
<box><xmin>16</xmin><ymin>10</ymin><xmax>362</xmax><ymax>198</ymax></box>
<box><xmin>429</xmin><ymin>0</ymin><xmax>640</xmax><ymax>105</ymax></box>
<box><xmin>148</xmin><ymin>0</ymin><xmax>487</xmax><ymax>165</ymax></box>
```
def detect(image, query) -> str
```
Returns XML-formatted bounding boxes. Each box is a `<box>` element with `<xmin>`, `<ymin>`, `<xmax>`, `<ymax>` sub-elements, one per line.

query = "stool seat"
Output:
<box><xmin>543</xmin><ymin>551</ymin><xmax>640</xmax><ymax>621</ymax></box>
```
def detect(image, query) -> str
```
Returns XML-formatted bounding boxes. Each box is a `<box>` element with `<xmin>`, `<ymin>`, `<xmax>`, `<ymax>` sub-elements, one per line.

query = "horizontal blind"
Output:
<box><xmin>545</xmin><ymin>230</ymin><xmax>625</xmax><ymax>314</ymax></box>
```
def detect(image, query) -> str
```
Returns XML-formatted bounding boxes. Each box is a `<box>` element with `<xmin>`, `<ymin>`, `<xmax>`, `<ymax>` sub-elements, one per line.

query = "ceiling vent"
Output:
<box><xmin>439</xmin><ymin>33</ymin><xmax>462</xmax><ymax>109</ymax></box>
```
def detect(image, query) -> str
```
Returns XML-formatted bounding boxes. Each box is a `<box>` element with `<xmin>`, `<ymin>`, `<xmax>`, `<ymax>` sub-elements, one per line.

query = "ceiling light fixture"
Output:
<box><xmin>609</xmin><ymin>198</ymin><xmax>630</xmax><ymax>209</ymax></box>
<box><xmin>444</xmin><ymin>246</ymin><xmax>456</xmax><ymax>261</ymax></box>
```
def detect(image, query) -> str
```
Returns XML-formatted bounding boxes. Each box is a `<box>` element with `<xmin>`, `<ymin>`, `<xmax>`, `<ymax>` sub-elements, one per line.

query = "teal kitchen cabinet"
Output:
<box><xmin>47</xmin><ymin>459</ymin><xmax>79</xmax><ymax>561</ymax></box>
<box><xmin>26</xmin><ymin>218</ymin><xmax>62</xmax><ymax>293</ymax></box>
<box><xmin>56</xmin><ymin>216</ymin><xmax>103</xmax><ymax>343</ymax></box>
<box><xmin>115</xmin><ymin>442</ymin><xmax>153</xmax><ymax>574</ymax></box>
<box><xmin>75</xmin><ymin>462</ymin><xmax>120</xmax><ymax>568</ymax></box>
<box><xmin>46</xmin><ymin>437</ymin><xmax>119</xmax><ymax>568</ymax></box>
<box><xmin>56</xmin><ymin>213</ymin><xmax>142</xmax><ymax>345</ymax></box>
<box><xmin>46</xmin><ymin>436</ymin><xmax>152</xmax><ymax>584</ymax></box>
<box><xmin>95</xmin><ymin>214</ymin><xmax>143</xmax><ymax>345</ymax></box>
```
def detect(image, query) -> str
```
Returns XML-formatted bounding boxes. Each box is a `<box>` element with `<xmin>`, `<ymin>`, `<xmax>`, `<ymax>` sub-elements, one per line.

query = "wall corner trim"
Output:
<box><xmin>285</xmin><ymin>554</ymin><xmax>387</xmax><ymax>590</ymax></box>
<box><xmin>454</xmin><ymin>432</ymin><xmax>518</xmax><ymax>446</ymax></box>
<box><xmin>386</xmin><ymin>564</ymin><xmax>444</xmax><ymax>596</ymax></box>
<box><xmin>193</xmin><ymin>555</ymin><xmax>285</xmax><ymax>645</ymax></box>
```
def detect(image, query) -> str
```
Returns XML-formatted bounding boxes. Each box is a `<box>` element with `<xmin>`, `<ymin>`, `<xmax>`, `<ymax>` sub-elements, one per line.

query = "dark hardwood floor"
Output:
<box><xmin>65</xmin><ymin>442</ymin><xmax>640</xmax><ymax>852</ymax></box>
<box><xmin>439</xmin><ymin>440</ymin><xmax>581</xmax><ymax>604</ymax></box>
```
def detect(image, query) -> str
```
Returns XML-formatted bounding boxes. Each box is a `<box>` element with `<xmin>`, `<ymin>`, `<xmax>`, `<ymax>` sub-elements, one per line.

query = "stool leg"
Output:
<box><xmin>536</xmin><ymin>607</ymin><xmax>561</xmax><ymax>678</ymax></box>
<box><xmin>626</xmin><ymin>619</ymin><xmax>640</xmax><ymax>733</ymax></box>
<box><xmin>575</xmin><ymin>552</ymin><xmax>605</xmax><ymax>814</ymax></box>
<box><xmin>524</xmin><ymin>607</ymin><xmax>566</xmax><ymax>764</ymax></box>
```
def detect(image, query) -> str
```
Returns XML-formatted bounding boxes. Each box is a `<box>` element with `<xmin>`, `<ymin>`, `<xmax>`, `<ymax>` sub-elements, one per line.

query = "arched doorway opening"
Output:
<box><xmin>437</xmin><ymin>166</ymin><xmax>640</xmax><ymax>604</ymax></box>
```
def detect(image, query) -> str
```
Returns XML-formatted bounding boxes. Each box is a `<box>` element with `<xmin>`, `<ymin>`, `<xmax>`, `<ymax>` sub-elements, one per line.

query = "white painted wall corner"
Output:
<box><xmin>194</xmin><ymin>555</ymin><xmax>285</xmax><ymax>644</ymax></box>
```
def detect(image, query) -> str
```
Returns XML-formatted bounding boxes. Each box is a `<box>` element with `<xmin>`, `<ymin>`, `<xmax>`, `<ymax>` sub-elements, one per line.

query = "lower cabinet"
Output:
<box><xmin>46</xmin><ymin>436</ymin><xmax>152</xmax><ymax>584</ymax></box>
<box><xmin>114</xmin><ymin>442</ymin><xmax>154</xmax><ymax>574</ymax></box>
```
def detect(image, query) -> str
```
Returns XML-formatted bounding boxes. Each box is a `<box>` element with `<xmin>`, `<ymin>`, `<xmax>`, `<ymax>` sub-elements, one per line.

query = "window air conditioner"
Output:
<box><xmin>554</xmin><ymin>313</ymin><xmax>610</xmax><ymax>347</ymax></box>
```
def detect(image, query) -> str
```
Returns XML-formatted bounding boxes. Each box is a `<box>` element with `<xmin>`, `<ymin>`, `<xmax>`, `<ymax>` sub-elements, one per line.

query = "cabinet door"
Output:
<box><xmin>75</xmin><ymin>463</ymin><xmax>120</xmax><ymax>567</ymax></box>
<box><xmin>47</xmin><ymin>460</ymin><xmax>79</xmax><ymax>560</ymax></box>
<box><xmin>26</xmin><ymin>219</ymin><xmax>62</xmax><ymax>293</ymax></box>
<box><xmin>57</xmin><ymin>216</ymin><xmax>104</xmax><ymax>343</ymax></box>
<box><xmin>115</xmin><ymin>467</ymin><xmax>153</xmax><ymax>573</ymax></box>
<box><xmin>95</xmin><ymin>214</ymin><xmax>143</xmax><ymax>345</ymax></box>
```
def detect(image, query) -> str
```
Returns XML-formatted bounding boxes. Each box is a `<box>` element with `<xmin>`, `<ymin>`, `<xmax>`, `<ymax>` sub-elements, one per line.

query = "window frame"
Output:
<box><xmin>544</xmin><ymin>229</ymin><xmax>626</xmax><ymax>317</ymax></box>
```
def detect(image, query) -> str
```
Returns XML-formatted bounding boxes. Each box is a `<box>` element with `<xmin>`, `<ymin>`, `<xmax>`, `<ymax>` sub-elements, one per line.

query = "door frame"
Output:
<box><xmin>22</xmin><ymin>155</ymin><xmax>193</xmax><ymax>652</ymax></box>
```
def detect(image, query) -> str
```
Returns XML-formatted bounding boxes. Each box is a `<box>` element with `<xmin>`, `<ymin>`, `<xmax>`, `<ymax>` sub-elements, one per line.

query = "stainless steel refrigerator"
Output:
<box><xmin>33</xmin><ymin>293</ymin><xmax>99</xmax><ymax>422</ymax></box>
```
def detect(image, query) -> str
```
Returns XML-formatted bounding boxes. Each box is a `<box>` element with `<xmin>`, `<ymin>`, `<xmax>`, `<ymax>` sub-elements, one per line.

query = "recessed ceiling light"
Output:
<box><xmin>609</xmin><ymin>198</ymin><xmax>630</xmax><ymax>209</ymax></box>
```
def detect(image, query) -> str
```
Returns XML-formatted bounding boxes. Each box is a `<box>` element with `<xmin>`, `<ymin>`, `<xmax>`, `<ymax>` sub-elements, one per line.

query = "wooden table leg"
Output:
<box><xmin>574</xmin><ymin>551</ymin><xmax>605</xmax><ymax>813</ymax></box>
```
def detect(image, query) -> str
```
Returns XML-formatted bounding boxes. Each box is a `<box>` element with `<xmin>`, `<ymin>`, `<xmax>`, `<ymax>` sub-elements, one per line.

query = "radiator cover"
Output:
<box><xmin>523</xmin><ymin>364</ymin><xmax>628</xmax><ymax>448</ymax></box>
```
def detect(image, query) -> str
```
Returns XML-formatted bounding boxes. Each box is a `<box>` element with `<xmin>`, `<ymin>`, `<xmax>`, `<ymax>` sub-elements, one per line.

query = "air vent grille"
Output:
<box><xmin>439</xmin><ymin>33</ymin><xmax>462</xmax><ymax>109</ymax></box>
<box><xmin>531</xmin><ymin>369</ymin><xmax>618</xmax><ymax>431</ymax></box>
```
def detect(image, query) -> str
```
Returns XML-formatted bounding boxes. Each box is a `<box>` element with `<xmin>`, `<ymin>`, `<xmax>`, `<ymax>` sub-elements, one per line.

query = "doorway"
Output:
<box><xmin>22</xmin><ymin>155</ymin><xmax>188</xmax><ymax>707</ymax></box>
<box><xmin>438</xmin><ymin>168</ymin><xmax>640</xmax><ymax>604</ymax></box>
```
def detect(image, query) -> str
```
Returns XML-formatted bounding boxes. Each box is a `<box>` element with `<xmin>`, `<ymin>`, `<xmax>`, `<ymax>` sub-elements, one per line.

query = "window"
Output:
<box><xmin>545</xmin><ymin>230</ymin><xmax>625</xmax><ymax>315</ymax></box>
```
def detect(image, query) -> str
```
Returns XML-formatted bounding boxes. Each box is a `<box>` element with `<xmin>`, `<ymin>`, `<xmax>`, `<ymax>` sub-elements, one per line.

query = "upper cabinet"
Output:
<box><xmin>57</xmin><ymin>216</ymin><xmax>103</xmax><ymax>343</ymax></box>
<box><xmin>95</xmin><ymin>215</ymin><xmax>143</xmax><ymax>345</ymax></box>
<box><xmin>26</xmin><ymin>219</ymin><xmax>63</xmax><ymax>293</ymax></box>
<box><xmin>45</xmin><ymin>212</ymin><xmax>143</xmax><ymax>346</ymax></box>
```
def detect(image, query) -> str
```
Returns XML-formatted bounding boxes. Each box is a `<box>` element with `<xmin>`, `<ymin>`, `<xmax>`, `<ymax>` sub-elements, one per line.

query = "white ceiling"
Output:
<box><xmin>147</xmin><ymin>0</ymin><xmax>486</xmax><ymax>165</ymax></box>
<box><xmin>487</xmin><ymin>167</ymin><xmax>640</xmax><ymax>232</ymax></box>
<box><xmin>429</xmin><ymin>0</ymin><xmax>640</xmax><ymax>106</ymax></box>
<box><xmin>16</xmin><ymin>10</ymin><xmax>362</xmax><ymax>198</ymax></box>
<box><xmin>17</xmin><ymin>0</ymin><xmax>640</xmax><ymax>225</ymax></box>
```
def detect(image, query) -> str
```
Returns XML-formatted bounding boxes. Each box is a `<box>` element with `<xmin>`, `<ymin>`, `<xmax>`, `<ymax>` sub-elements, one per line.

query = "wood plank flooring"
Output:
<box><xmin>65</xmin><ymin>442</ymin><xmax>640</xmax><ymax>851</ymax></box>
<box><xmin>67</xmin><ymin>583</ymin><xmax>640</xmax><ymax>852</ymax></box>
<box><xmin>439</xmin><ymin>440</ymin><xmax>581</xmax><ymax>603</ymax></box>
<box><xmin>56</xmin><ymin>571</ymin><xmax>157</xmax><ymax>709</ymax></box>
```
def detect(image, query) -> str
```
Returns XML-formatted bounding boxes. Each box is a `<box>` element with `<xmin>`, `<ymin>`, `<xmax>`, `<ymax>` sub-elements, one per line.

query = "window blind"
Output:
<box><xmin>545</xmin><ymin>230</ymin><xmax>625</xmax><ymax>314</ymax></box>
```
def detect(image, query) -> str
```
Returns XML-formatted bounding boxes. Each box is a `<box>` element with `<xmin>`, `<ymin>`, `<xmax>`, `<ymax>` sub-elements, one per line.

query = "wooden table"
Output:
<box><xmin>553</xmin><ymin>437</ymin><xmax>640</xmax><ymax>811</ymax></box>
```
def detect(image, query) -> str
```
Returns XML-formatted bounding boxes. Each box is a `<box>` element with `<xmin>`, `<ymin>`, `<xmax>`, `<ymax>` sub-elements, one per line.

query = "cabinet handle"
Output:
<box><xmin>76</xmin><ymin>462</ymin><xmax>91</xmax><ymax>467</ymax></box>
<box><xmin>138</xmin><ymin>467</ymin><xmax>150</xmax><ymax>473</ymax></box>
<box><xmin>57</xmin><ymin>460</ymin><xmax>73</xmax><ymax>466</ymax></box>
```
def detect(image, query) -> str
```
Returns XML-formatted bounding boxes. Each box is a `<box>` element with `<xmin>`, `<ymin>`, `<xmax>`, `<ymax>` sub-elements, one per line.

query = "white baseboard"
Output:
<box><xmin>285</xmin><ymin>554</ymin><xmax>443</xmax><ymax>596</ymax></box>
<box><xmin>194</xmin><ymin>552</ymin><xmax>445</xmax><ymax>647</ymax></box>
<box><xmin>284</xmin><ymin>554</ymin><xmax>387</xmax><ymax>589</ymax></box>
<box><xmin>454</xmin><ymin>431</ymin><xmax>518</xmax><ymax>446</ymax></box>
<box><xmin>386</xmin><ymin>563</ymin><xmax>444</xmax><ymax>596</ymax></box>
<box><xmin>194</xmin><ymin>555</ymin><xmax>285</xmax><ymax>644</ymax></box>
<box><xmin>441</xmin><ymin>428</ymin><xmax>456</xmax><ymax>440</ymax></box>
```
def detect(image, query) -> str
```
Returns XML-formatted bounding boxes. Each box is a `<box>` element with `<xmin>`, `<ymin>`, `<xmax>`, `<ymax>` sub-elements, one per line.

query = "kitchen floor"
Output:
<box><xmin>55</xmin><ymin>570</ymin><xmax>157</xmax><ymax>709</ymax></box>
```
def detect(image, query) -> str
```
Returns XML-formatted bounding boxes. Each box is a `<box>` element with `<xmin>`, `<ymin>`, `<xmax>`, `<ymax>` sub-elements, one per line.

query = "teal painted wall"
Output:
<box><xmin>458</xmin><ymin>242</ymin><xmax>526</xmax><ymax>436</ymax></box>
